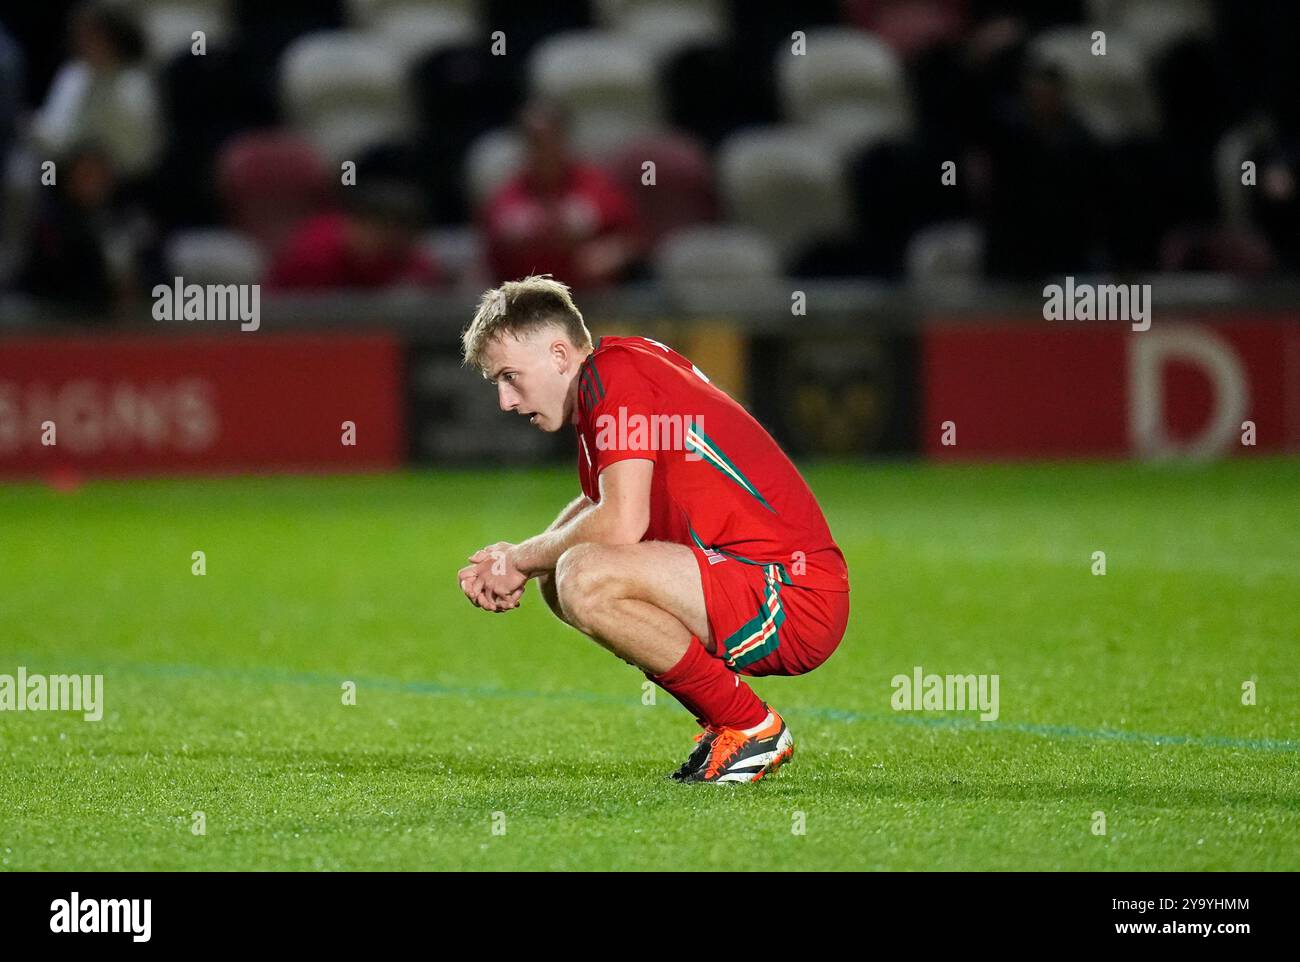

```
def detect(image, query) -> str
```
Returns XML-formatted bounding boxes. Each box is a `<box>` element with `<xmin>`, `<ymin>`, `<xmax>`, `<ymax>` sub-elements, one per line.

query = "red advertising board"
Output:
<box><xmin>923</xmin><ymin>316</ymin><xmax>1300</xmax><ymax>459</ymax></box>
<box><xmin>0</xmin><ymin>334</ymin><xmax>403</xmax><ymax>478</ymax></box>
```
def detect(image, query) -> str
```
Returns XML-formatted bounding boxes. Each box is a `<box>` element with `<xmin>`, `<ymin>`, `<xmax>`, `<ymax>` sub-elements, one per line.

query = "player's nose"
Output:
<box><xmin>497</xmin><ymin>384</ymin><xmax>516</xmax><ymax>412</ymax></box>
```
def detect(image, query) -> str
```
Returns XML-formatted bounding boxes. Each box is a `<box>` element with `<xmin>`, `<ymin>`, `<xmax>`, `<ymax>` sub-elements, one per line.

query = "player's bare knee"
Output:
<box><xmin>554</xmin><ymin>543</ymin><xmax>613</xmax><ymax>629</ymax></box>
<box><xmin>535</xmin><ymin>570</ymin><xmax>566</xmax><ymax>622</ymax></box>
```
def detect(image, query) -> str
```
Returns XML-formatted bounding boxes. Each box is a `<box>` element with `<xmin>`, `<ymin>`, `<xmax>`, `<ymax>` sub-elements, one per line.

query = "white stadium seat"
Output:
<box><xmin>1030</xmin><ymin>27</ymin><xmax>1158</xmax><ymax>142</ymax></box>
<box><xmin>279</xmin><ymin>30</ymin><xmax>411</xmax><ymax>163</ymax></box>
<box><xmin>716</xmin><ymin>126</ymin><xmax>853</xmax><ymax>264</ymax></box>
<box><xmin>462</xmin><ymin>127</ymin><xmax>524</xmax><ymax>211</ymax></box>
<box><xmin>164</xmin><ymin>229</ymin><xmax>266</xmax><ymax>287</ymax></box>
<box><xmin>656</xmin><ymin>225</ymin><xmax>783</xmax><ymax>282</ymax></box>
<box><xmin>655</xmin><ymin>225</ymin><xmax>787</xmax><ymax>306</ymax></box>
<box><xmin>116</xmin><ymin>0</ymin><xmax>233</xmax><ymax>63</ymax></box>
<box><xmin>592</xmin><ymin>0</ymin><xmax>724</xmax><ymax>28</ymax></box>
<box><xmin>345</xmin><ymin>0</ymin><xmax>480</xmax><ymax>66</ymax></box>
<box><xmin>528</xmin><ymin>30</ymin><xmax>663</xmax><ymax>157</ymax></box>
<box><xmin>778</xmin><ymin>28</ymin><xmax>911</xmax><ymax>156</ymax></box>
<box><xmin>610</xmin><ymin>2</ymin><xmax>726</xmax><ymax>66</ymax></box>
<box><xmin>419</xmin><ymin>226</ymin><xmax>486</xmax><ymax>289</ymax></box>
<box><xmin>1085</xmin><ymin>0</ymin><xmax>1213</xmax><ymax>56</ymax></box>
<box><xmin>906</xmin><ymin>221</ymin><xmax>985</xmax><ymax>284</ymax></box>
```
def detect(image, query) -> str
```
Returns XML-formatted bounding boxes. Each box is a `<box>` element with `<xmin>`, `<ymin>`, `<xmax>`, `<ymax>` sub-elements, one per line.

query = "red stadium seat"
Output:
<box><xmin>841</xmin><ymin>0</ymin><xmax>967</xmax><ymax>61</ymax></box>
<box><xmin>602</xmin><ymin>132</ymin><xmax>718</xmax><ymax>248</ymax></box>
<box><xmin>216</xmin><ymin>131</ymin><xmax>333</xmax><ymax>252</ymax></box>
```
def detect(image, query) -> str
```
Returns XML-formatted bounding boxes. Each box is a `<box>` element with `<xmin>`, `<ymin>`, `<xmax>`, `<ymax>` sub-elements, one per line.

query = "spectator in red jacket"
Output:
<box><xmin>482</xmin><ymin>101</ymin><xmax>641</xmax><ymax>289</ymax></box>
<box><xmin>265</xmin><ymin>179</ymin><xmax>441</xmax><ymax>292</ymax></box>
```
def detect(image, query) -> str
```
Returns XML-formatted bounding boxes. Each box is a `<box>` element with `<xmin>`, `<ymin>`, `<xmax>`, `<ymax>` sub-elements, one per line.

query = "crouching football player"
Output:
<box><xmin>457</xmin><ymin>275</ymin><xmax>850</xmax><ymax>783</ymax></box>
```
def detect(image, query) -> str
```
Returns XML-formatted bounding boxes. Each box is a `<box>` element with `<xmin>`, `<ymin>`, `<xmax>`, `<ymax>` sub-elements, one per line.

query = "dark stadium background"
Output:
<box><xmin>0</xmin><ymin>0</ymin><xmax>1296</xmax><ymax>471</ymax></box>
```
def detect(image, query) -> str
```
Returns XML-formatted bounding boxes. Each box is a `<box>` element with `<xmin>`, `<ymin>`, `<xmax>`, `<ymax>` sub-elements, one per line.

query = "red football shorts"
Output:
<box><xmin>690</xmin><ymin>545</ymin><xmax>850</xmax><ymax>677</ymax></box>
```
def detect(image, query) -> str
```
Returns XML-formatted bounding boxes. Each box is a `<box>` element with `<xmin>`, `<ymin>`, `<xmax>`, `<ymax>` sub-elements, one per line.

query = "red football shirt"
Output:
<box><xmin>482</xmin><ymin>161</ymin><xmax>638</xmax><ymax>289</ymax></box>
<box><xmin>264</xmin><ymin>213</ymin><xmax>442</xmax><ymax>291</ymax></box>
<box><xmin>574</xmin><ymin>335</ymin><xmax>849</xmax><ymax>592</ymax></box>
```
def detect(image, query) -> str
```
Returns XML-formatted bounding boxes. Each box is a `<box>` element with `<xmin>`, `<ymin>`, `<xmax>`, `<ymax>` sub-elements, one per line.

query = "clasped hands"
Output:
<box><xmin>458</xmin><ymin>541</ymin><xmax>528</xmax><ymax>613</ymax></box>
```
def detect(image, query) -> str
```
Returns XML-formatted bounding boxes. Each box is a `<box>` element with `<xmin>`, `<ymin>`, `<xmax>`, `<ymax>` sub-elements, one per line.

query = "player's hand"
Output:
<box><xmin>472</xmin><ymin>543</ymin><xmax>528</xmax><ymax>607</ymax></box>
<box><xmin>458</xmin><ymin>565</ymin><xmax>485</xmax><ymax>607</ymax></box>
<box><xmin>458</xmin><ymin>566</ymin><xmax>521</xmax><ymax>612</ymax></box>
<box><xmin>460</xmin><ymin>545</ymin><xmax>526</xmax><ymax>612</ymax></box>
<box><xmin>460</xmin><ymin>559</ymin><xmax>504</xmax><ymax>613</ymax></box>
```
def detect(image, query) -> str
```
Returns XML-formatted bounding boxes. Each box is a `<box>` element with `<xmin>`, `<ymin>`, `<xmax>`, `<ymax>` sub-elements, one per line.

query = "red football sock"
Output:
<box><xmin>647</xmin><ymin>636</ymin><xmax>769</xmax><ymax>731</ymax></box>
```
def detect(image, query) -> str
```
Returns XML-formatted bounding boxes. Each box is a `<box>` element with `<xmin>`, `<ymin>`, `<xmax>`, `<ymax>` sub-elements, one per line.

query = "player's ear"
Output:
<box><xmin>550</xmin><ymin>338</ymin><xmax>572</xmax><ymax>373</ymax></box>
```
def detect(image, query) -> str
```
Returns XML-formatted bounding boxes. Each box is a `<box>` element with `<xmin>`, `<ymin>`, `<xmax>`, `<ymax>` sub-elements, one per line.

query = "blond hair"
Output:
<box><xmin>461</xmin><ymin>274</ymin><xmax>593</xmax><ymax>372</ymax></box>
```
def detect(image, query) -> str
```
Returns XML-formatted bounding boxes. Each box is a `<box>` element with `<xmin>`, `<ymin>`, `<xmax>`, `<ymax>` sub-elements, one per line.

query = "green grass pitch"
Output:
<box><xmin>2</xmin><ymin>460</ymin><xmax>1297</xmax><ymax>871</ymax></box>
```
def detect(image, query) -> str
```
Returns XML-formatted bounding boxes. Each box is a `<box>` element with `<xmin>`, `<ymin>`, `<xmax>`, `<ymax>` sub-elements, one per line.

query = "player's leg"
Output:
<box><xmin>535</xmin><ymin>570</ymin><xmax>563</xmax><ymax>620</ymax></box>
<box><xmin>736</xmin><ymin>585</ymin><xmax>850</xmax><ymax>677</ymax></box>
<box><xmin>529</xmin><ymin>494</ymin><xmax>593</xmax><ymax>621</ymax></box>
<box><xmin>553</xmin><ymin>540</ymin><xmax>789</xmax><ymax>783</ymax></box>
<box><xmin>552</xmin><ymin>540</ymin><xmax>711</xmax><ymax>674</ymax></box>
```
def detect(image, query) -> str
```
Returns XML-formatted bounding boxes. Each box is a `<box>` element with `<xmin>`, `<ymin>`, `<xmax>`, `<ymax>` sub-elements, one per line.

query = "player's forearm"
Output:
<box><xmin>510</xmin><ymin>500</ymin><xmax>638</xmax><ymax>577</ymax></box>
<box><xmin>548</xmin><ymin>493</ymin><xmax>593</xmax><ymax>532</ymax></box>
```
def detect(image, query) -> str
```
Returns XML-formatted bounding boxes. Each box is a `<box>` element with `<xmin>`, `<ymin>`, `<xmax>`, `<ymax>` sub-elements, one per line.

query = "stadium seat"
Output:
<box><xmin>716</xmin><ymin>126</ymin><xmax>853</xmax><ymax>265</ymax></box>
<box><xmin>1085</xmin><ymin>0</ymin><xmax>1212</xmax><ymax>56</ymax></box>
<box><xmin>655</xmin><ymin>225</ymin><xmax>787</xmax><ymax>303</ymax></box>
<box><xmin>344</xmin><ymin>0</ymin><xmax>480</xmax><ymax>66</ymax></box>
<box><xmin>1214</xmin><ymin>121</ymin><xmax>1272</xmax><ymax>231</ymax></box>
<box><xmin>725</xmin><ymin>0</ymin><xmax>840</xmax><ymax>127</ymax></box>
<box><xmin>483</xmin><ymin>0</ymin><xmax>593</xmax><ymax>65</ymax></box>
<box><xmin>841</xmin><ymin>0</ymin><xmax>966</xmax><ymax>60</ymax></box>
<box><xmin>463</xmin><ymin>127</ymin><xmax>525</xmax><ymax>212</ymax></box>
<box><xmin>419</xmin><ymin>225</ymin><xmax>485</xmax><ymax>289</ymax></box>
<box><xmin>164</xmin><ymin>228</ymin><xmax>267</xmax><ymax>286</ymax></box>
<box><xmin>279</xmin><ymin>30</ymin><xmax>411</xmax><ymax>162</ymax></box>
<box><xmin>527</xmin><ymin>30</ymin><xmax>664</xmax><ymax>157</ymax></box>
<box><xmin>602</xmin><ymin>132</ymin><xmax>717</xmax><ymax>247</ymax></box>
<box><xmin>120</xmin><ymin>0</ymin><xmax>234</xmax><ymax>63</ymax></box>
<box><xmin>905</xmin><ymin>221</ymin><xmax>984</xmax><ymax>284</ymax></box>
<box><xmin>1030</xmin><ymin>27</ymin><xmax>1158</xmax><ymax>142</ymax></box>
<box><xmin>216</xmin><ymin>132</ymin><xmax>332</xmax><ymax>251</ymax></box>
<box><xmin>593</xmin><ymin>0</ymin><xmax>724</xmax><ymax>26</ymax></box>
<box><xmin>777</xmin><ymin>28</ymin><xmax>911</xmax><ymax>157</ymax></box>
<box><xmin>597</xmin><ymin>0</ymin><xmax>727</xmax><ymax>66</ymax></box>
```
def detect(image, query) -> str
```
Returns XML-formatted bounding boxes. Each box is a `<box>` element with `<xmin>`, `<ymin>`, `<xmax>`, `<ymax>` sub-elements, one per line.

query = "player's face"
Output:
<box><xmin>483</xmin><ymin>328</ymin><xmax>583</xmax><ymax>433</ymax></box>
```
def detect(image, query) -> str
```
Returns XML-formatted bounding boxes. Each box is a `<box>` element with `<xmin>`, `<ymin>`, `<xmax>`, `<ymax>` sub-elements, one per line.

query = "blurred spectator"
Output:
<box><xmin>217</xmin><ymin>132</ymin><xmax>331</xmax><ymax>254</ymax></box>
<box><xmin>0</xmin><ymin>22</ymin><xmax>24</xmax><ymax>283</ymax></box>
<box><xmin>1253</xmin><ymin>136</ymin><xmax>1300</xmax><ymax>270</ymax></box>
<box><xmin>30</xmin><ymin>2</ymin><xmax>160</xmax><ymax>181</ymax></box>
<box><xmin>17</xmin><ymin>143</ymin><xmax>152</xmax><ymax>312</ymax></box>
<box><xmin>1159</xmin><ymin>226</ymin><xmax>1276</xmax><ymax>275</ymax></box>
<box><xmin>264</xmin><ymin>179</ymin><xmax>442</xmax><ymax>292</ymax></box>
<box><xmin>482</xmin><ymin>101</ymin><xmax>640</xmax><ymax>289</ymax></box>
<box><xmin>0</xmin><ymin>23</ymin><xmax>21</xmax><ymax>170</ymax></box>
<box><xmin>981</xmin><ymin>61</ymin><xmax>1105</xmax><ymax>279</ymax></box>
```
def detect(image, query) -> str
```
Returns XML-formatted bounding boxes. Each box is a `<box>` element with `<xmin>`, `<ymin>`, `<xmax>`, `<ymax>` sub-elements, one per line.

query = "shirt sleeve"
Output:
<box><xmin>581</xmin><ymin>349</ymin><xmax>659</xmax><ymax>477</ymax></box>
